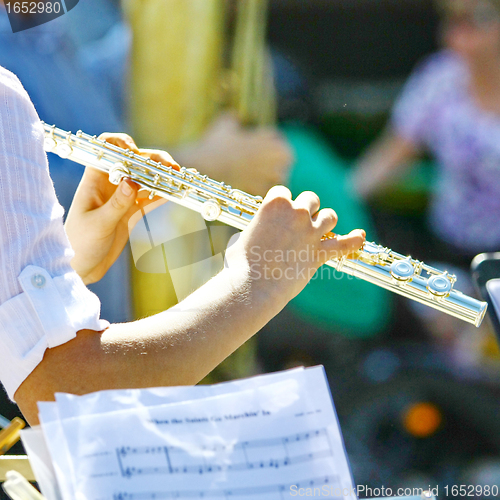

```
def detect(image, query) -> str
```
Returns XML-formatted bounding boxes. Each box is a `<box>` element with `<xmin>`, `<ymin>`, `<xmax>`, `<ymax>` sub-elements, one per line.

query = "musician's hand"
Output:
<box><xmin>174</xmin><ymin>113</ymin><xmax>293</xmax><ymax>196</ymax></box>
<box><xmin>65</xmin><ymin>133</ymin><xmax>179</xmax><ymax>284</ymax></box>
<box><xmin>225</xmin><ymin>186</ymin><xmax>366</xmax><ymax>307</ymax></box>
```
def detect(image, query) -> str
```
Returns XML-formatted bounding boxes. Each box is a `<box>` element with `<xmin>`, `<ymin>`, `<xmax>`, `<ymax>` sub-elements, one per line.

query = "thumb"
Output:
<box><xmin>101</xmin><ymin>179</ymin><xmax>139</xmax><ymax>227</ymax></box>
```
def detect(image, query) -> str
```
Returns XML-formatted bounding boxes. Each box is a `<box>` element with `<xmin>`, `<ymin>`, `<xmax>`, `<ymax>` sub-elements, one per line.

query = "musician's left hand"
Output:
<box><xmin>65</xmin><ymin>133</ymin><xmax>179</xmax><ymax>285</ymax></box>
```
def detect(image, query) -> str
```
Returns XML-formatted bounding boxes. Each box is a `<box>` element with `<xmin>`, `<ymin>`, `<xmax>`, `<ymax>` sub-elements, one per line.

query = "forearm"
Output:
<box><xmin>14</xmin><ymin>264</ymin><xmax>283</xmax><ymax>425</ymax></box>
<box><xmin>101</xmin><ymin>264</ymin><xmax>282</xmax><ymax>387</ymax></box>
<box><xmin>352</xmin><ymin>130</ymin><xmax>420</xmax><ymax>199</ymax></box>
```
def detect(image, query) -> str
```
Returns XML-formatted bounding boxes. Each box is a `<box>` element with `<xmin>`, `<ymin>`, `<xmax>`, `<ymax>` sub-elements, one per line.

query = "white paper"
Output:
<box><xmin>20</xmin><ymin>426</ymin><xmax>61</xmax><ymax>500</ymax></box>
<box><xmin>31</xmin><ymin>367</ymin><xmax>356</xmax><ymax>500</ymax></box>
<box><xmin>37</xmin><ymin>403</ymin><xmax>76</xmax><ymax>500</ymax></box>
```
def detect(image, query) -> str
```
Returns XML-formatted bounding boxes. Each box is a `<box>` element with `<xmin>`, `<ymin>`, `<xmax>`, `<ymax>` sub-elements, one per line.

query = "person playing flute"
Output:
<box><xmin>0</xmin><ymin>66</ymin><xmax>365</xmax><ymax>425</ymax></box>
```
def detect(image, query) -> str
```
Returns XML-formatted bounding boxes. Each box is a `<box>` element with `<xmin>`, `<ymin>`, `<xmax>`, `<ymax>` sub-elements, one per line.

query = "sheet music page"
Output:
<box><xmin>35</xmin><ymin>366</ymin><xmax>356</xmax><ymax>500</ymax></box>
<box><xmin>20</xmin><ymin>426</ymin><xmax>61</xmax><ymax>500</ymax></box>
<box><xmin>37</xmin><ymin>402</ymin><xmax>77</xmax><ymax>500</ymax></box>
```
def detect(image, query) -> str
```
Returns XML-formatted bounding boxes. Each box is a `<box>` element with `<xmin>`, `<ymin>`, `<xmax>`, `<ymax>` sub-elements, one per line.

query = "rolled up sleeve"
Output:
<box><xmin>0</xmin><ymin>66</ymin><xmax>108</xmax><ymax>400</ymax></box>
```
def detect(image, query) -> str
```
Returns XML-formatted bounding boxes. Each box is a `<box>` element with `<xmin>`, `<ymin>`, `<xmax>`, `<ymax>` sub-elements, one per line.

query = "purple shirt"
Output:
<box><xmin>392</xmin><ymin>50</ymin><xmax>500</xmax><ymax>253</ymax></box>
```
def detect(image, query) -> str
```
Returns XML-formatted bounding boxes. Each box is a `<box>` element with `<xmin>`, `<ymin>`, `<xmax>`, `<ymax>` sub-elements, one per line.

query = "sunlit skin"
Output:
<box><xmin>65</xmin><ymin>133</ymin><xmax>179</xmax><ymax>285</ymax></box>
<box><xmin>0</xmin><ymin>21</ymin><xmax>303</xmax><ymax>425</ymax></box>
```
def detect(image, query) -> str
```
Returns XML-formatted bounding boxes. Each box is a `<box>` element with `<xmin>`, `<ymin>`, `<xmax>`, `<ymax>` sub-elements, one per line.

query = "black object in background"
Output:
<box><xmin>471</xmin><ymin>252</ymin><xmax>500</xmax><ymax>342</ymax></box>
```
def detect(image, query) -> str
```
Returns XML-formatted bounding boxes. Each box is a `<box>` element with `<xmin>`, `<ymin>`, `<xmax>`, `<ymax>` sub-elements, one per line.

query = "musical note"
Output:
<box><xmin>117</xmin><ymin>449</ymin><xmax>332</xmax><ymax>478</ymax></box>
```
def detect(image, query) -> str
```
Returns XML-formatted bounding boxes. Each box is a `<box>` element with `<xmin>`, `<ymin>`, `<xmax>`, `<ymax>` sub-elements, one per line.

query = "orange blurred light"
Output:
<box><xmin>403</xmin><ymin>402</ymin><xmax>442</xmax><ymax>438</ymax></box>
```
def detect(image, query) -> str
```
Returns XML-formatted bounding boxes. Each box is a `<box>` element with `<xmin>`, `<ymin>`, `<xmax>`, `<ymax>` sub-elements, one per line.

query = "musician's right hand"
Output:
<box><xmin>224</xmin><ymin>185</ymin><xmax>366</xmax><ymax>308</ymax></box>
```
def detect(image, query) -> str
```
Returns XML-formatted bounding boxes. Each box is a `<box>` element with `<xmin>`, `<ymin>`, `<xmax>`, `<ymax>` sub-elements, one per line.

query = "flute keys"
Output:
<box><xmin>43</xmin><ymin>137</ymin><xmax>57</xmax><ymax>152</ymax></box>
<box><xmin>358</xmin><ymin>241</ymin><xmax>384</xmax><ymax>265</ymax></box>
<box><xmin>427</xmin><ymin>274</ymin><xmax>452</xmax><ymax>297</ymax></box>
<box><xmin>201</xmin><ymin>200</ymin><xmax>222</xmax><ymax>221</ymax></box>
<box><xmin>390</xmin><ymin>258</ymin><xmax>415</xmax><ymax>282</ymax></box>
<box><xmin>109</xmin><ymin>162</ymin><xmax>131</xmax><ymax>185</ymax></box>
<box><xmin>55</xmin><ymin>143</ymin><xmax>73</xmax><ymax>159</ymax></box>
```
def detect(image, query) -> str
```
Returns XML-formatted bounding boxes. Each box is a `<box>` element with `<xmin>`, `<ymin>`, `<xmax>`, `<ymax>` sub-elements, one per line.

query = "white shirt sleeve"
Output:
<box><xmin>0</xmin><ymin>66</ymin><xmax>109</xmax><ymax>401</ymax></box>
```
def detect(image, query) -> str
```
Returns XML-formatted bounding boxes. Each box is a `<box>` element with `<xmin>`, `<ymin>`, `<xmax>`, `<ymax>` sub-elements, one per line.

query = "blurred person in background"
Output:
<box><xmin>123</xmin><ymin>0</ymin><xmax>391</xmax><ymax>380</ymax></box>
<box><xmin>352</xmin><ymin>0</ymin><xmax>500</xmax><ymax>268</ymax></box>
<box><xmin>351</xmin><ymin>0</ymin><xmax>500</xmax><ymax>366</ymax></box>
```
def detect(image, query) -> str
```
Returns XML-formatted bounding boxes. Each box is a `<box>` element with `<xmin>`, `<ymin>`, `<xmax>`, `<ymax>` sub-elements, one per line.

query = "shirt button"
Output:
<box><xmin>31</xmin><ymin>274</ymin><xmax>46</xmax><ymax>289</ymax></box>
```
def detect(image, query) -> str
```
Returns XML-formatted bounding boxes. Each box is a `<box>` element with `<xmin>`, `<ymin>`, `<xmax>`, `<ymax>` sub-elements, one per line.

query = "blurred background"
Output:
<box><xmin>1</xmin><ymin>0</ymin><xmax>500</xmax><ymax>497</ymax></box>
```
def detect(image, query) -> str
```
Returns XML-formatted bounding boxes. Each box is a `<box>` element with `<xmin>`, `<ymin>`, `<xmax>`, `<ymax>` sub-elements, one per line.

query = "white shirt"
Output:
<box><xmin>0</xmin><ymin>66</ymin><xmax>108</xmax><ymax>401</ymax></box>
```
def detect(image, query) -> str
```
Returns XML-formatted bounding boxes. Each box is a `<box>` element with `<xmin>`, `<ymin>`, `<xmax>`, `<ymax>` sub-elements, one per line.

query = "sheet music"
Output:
<box><xmin>21</xmin><ymin>426</ymin><xmax>61</xmax><ymax>500</ymax></box>
<box><xmin>28</xmin><ymin>367</ymin><xmax>356</xmax><ymax>500</ymax></box>
<box><xmin>37</xmin><ymin>402</ymin><xmax>76</xmax><ymax>500</ymax></box>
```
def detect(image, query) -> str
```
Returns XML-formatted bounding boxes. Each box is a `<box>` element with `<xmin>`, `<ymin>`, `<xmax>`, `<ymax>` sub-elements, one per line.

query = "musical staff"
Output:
<box><xmin>115</xmin><ymin>429</ymin><xmax>332</xmax><ymax>479</ymax></box>
<box><xmin>111</xmin><ymin>475</ymin><xmax>340</xmax><ymax>500</ymax></box>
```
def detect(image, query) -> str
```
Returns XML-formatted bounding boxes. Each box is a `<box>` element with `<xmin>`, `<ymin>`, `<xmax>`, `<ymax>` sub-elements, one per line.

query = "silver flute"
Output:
<box><xmin>42</xmin><ymin>123</ymin><xmax>488</xmax><ymax>327</ymax></box>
